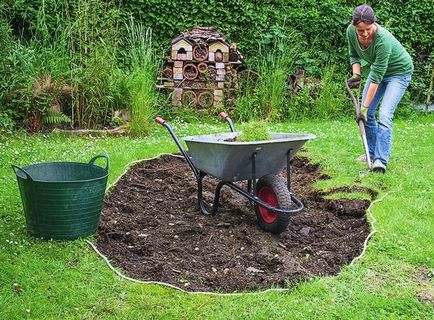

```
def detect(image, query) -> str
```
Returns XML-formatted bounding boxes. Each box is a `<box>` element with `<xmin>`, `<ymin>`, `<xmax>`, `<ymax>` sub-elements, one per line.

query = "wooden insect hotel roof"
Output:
<box><xmin>171</xmin><ymin>26</ymin><xmax>230</xmax><ymax>47</ymax></box>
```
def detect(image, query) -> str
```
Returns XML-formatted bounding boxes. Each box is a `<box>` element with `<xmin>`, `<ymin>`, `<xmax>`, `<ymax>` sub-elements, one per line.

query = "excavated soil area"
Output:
<box><xmin>97</xmin><ymin>154</ymin><xmax>372</xmax><ymax>293</ymax></box>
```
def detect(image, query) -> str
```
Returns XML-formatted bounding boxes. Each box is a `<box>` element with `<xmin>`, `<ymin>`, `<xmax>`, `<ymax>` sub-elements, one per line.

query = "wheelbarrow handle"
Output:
<box><xmin>155</xmin><ymin>117</ymin><xmax>166</xmax><ymax>125</ymax></box>
<box><xmin>219</xmin><ymin>112</ymin><xmax>229</xmax><ymax>120</ymax></box>
<box><xmin>218</xmin><ymin>111</ymin><xmax>236</xmax><ymax>132</ymax></box>
<box><xmin>11</xmin><ymin>165</ymin><xmax>34</xmax><ymax>181</ymax></box>
<box><xmin>154</xmin><ymin>116</ymin><xmax>199</xmax><ymax>179</ymax></box>
<box><xmin>88</xmin><ymin>154</ymin><xmax>110</xmax><ymax>171</ymax></box>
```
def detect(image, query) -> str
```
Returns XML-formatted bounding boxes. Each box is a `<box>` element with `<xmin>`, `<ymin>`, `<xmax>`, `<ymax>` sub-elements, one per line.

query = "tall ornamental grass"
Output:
<box><xmin>66</xmin><ymin>0</ymin><xmax>123</xmax><ymax>128</ymax></box>
<box><xmin>236</xmin><ymin>33</ymin><xmax>300</xmax><ymax>121</ymax></box>
<box><xmin>125</xmin><ymin>22</ymin><xmax>161</xmax><ymax>136</ymax></box>
<box><xmin>313</xmin><ymin>65</ymin><xmax>349</xmax><ymax>119</ymax></box>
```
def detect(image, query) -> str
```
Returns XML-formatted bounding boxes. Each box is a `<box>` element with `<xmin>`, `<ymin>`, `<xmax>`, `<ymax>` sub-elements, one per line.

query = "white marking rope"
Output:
<box><xmin>92</xmin><ymin>153</ymin><xmax>292</xmax><ymax>295</ymax></box>
<box><xmin>87</xmin><ymin>153</ymin><xmax>392</xmax><ymax>295</ymax></box>
<box><xmin>85</xmin><ymin>239</ymin><xmax>292</xmax><ymax>296</ymax></box>
<box><xmin>106</xmin><ymin>153</ymin><xmax>182</xmax><ymax>192</ymax></box>
<box><xmin>350</xmin><ymin>190</ymin><xmax>391</xmax><ymax>266</ymax></box>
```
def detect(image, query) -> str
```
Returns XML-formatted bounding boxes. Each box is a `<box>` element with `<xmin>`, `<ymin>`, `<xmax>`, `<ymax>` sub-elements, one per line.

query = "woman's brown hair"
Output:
<box><xmin>352</xmin><ymin>4</ymin><xmax>376</xmax><ymax>25</ymax></box>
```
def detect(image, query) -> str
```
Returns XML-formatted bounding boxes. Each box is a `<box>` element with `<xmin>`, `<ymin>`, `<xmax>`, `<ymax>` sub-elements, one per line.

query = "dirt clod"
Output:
<box><xmin>97</xmin><ymin>155</ymin><xmax>371</xmax><ymax>293</ymax></box>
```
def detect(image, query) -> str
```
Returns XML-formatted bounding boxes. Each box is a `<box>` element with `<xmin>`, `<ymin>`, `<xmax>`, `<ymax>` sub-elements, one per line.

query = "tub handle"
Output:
<box><xmin>11</xmin><ymin>165</ymin><xmax>34</xmax><ymax>181</ymax></box>
<box><xmin>88</xmin><ymin>154</ymin><xmax>110</xmax><ymax>171</ymax></box>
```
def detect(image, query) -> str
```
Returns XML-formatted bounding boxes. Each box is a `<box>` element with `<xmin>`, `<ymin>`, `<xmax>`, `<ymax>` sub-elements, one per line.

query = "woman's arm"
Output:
<box><xmin>363</xmin><ymin>40</ymin><xmax>390</xmax><ymax>107</ymax></box>
<box><xmin>362</xmin><ymin>82</ymin><xmax>379</xmax><ymax>108</ymax></box>
<box><xmin>352</xmin><ymin>63</ymin><xmax>361</xmax><ymax>76</ymax></box>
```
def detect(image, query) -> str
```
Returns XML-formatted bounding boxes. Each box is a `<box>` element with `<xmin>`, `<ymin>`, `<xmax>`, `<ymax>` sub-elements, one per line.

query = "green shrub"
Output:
<box><xmin>0</xmin><ymin>33</ymin><xmax>72</xmax><ymax>131</ymax></box>
<box><xmin>234</xmin><ymin>69</ymin><xmax>259</xmax><ymax>122</ymax></box>
<box><xmin>0</xmin><ymin>110</ymin><xmax>16</xmax><ymax>134</ymax></box>
<box><xmin>0</xmin><ymin>18</ymin><xmax>12</xmax><ymax>68</ymax></box>
<box><xmin>0</xmin><ymin>0</ymin><xmax>128</xmax><ymax>130</ymax></box>
<box><xmin>1</xmin><ymin>2</ymin><xmax>74</xmax><ymax>131</ymax></box>
<box><xmin>372</xmin><ymin>0</ymin><xmax>434</xmax><ymax>105</ymax></box>
<box><xmin>0</xmin><ymin>14</ymin><xmax>14</xmax><ymax>109</ymax></box>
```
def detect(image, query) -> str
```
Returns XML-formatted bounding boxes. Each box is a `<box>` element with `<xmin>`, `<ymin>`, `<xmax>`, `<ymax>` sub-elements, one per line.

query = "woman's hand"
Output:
<box><xmin>347</xmin><ymin>73</ymin><xmax>361</xmax><ymax>88</ymax></box>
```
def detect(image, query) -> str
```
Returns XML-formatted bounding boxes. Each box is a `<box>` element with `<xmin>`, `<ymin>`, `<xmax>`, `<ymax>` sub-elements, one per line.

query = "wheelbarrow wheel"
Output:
<box><xmin>254</xmin><ymin>174</ymin><xmax>291</xmax><ymax>234</ymax></box>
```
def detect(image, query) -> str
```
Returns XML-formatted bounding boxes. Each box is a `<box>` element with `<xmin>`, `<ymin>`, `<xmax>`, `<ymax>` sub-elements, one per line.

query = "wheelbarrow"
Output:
<box><xmin>155</xmin><ymin>113</ymin><xmax>316</xmax><ymax>234</ymax></box>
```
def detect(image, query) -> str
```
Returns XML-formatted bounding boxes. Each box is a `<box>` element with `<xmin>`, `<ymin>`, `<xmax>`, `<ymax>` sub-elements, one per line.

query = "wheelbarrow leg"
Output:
<box><xmin>197</xmin><ymin>171</ymin><xmax>210</xmax><ymax>215</ymax></box>
<box><xmin>245</xmin><ymin>153</ymin><xmax>258</xmax><ymax>206</ymax></box>
<box><xmin>251</xmin><ymin>152</ymin><xmax>257</xmax><ymax>193</ymax></box>
<box><xmin>287</xmin><ymin>149</ymin><xmax>292</xmax><ymax>193</ymax></box>
<box><xmin>197</xmin><ymin>171</ymin><xmax>225</xmax><ymax>216</ymax></box>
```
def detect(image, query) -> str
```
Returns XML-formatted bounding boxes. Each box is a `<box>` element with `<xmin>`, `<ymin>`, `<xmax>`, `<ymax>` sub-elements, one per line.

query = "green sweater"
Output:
<box><xmin>346</xmin><ymin>24</ymin><xmax>413</xmax><ymax>83</ymax></box>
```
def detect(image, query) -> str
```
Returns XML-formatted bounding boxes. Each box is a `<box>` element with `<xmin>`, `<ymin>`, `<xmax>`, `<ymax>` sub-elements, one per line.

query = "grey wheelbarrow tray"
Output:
<box><xmin>155</xmin><ymin>113</ymin><xmax>316</xmax><ymax>234</ymax></box>
<box><xmin>184</xmin><ymin>132</ymin><xmax>315</xmax><ymax>181</ymax></box>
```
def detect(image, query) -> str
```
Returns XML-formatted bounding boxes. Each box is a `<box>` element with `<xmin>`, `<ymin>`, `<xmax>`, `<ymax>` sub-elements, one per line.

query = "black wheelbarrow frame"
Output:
<box><xmin>155</xmin><ymin>113</ymin><xmax>315</xmax><ymax>234</ymax></box>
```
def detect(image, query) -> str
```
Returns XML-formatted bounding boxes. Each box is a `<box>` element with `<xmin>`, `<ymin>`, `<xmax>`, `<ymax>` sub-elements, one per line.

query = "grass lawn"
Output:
<box><xmin>0</xmin><ymin>115</ymin><xmax>433</xmax><ymax>319</ymax></box>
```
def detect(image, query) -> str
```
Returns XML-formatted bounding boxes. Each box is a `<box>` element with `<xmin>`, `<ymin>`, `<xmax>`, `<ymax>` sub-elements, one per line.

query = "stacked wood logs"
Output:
<box><xmin>158</xmin><ymin>26</ymin><xmax>243</xmax><ymax>109</ymax></box>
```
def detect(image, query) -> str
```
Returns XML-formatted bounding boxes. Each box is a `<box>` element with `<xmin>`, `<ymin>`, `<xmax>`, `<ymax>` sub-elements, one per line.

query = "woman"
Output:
<box><xmin>346</xmin><ymin>4</ymin><xmax>413</xmax><ymax>173</ymax></box>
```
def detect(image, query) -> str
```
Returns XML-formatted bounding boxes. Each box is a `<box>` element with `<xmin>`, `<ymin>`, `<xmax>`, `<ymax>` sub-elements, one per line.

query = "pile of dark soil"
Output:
<box><xmin>97</xmin><ymin>154</ymin><xmax>371</xmax><ymax>293</ymax></box>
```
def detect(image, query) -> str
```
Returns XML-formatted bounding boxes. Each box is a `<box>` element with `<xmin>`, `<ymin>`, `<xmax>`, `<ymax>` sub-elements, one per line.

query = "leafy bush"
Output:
<box><xmin>0</xmin><ymin>38</ymin><xmax>71</xmax><ymax>131</ymax></box>
<box><xmin>255</xmin><ymin>33</ymin><xmax>300</xmax><ymax>120</ymax></box>
<box><xmin>64</xmin><ymin>0</ymin><xmax>125</xmax><ymax>129</ymax></box>
<box><xmin>0</xmin><ymin>12</ymin><xmax>13</xmax><ymax>109</ymax></box>
<box><xmin>0</xmin><ymin>110</ymin><xmax>16</xmax><ymax>134</ymax></box>
<box><xmin>0</xmin><ymin>18</ymin><xmax>12</xmax><ymax>68</ymax></box>
<box><xmin>1</xmin><ymin>0</ymin><xmax>131</xmax><ymax>130</ymax></box>
<box><xmin>372</xmin><ymin>0</ymin><xmax>434</xmax><ymax>104</ymax></box>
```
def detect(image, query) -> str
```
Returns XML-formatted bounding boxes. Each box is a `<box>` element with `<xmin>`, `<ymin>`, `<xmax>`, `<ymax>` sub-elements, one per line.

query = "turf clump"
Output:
<box><xmin>237</xmin><ymin>121</ymin><xmax>271</xmax><ymax>142</ymax></box>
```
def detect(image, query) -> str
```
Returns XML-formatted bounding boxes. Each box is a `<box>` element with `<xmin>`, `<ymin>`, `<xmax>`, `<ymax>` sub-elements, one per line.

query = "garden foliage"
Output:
<box><xmin>0</xmin><ymin>0</ymin><xmax>432</xmax><ymax>131</ymax></box>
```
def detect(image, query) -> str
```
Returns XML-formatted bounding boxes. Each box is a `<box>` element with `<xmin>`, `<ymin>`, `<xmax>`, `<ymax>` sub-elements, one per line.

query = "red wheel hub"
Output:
<box><xmin>257</xmin><ymin>186</ymin><xmax>278</xmax><ymax>224</ymax></box>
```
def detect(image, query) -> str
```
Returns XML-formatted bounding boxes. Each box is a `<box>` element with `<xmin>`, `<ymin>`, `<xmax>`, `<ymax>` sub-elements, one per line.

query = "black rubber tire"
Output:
<box><xmin>254</xmin><ymin>174</ymin><xmax>291</xmax><ymax>234</ymax></box>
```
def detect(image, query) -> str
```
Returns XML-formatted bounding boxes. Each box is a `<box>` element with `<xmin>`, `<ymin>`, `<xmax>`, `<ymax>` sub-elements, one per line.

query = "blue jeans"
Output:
<box><xmin>362</xmin><ymin>74</ymin><xmax>412</xmax><ymax>166</ymax></box>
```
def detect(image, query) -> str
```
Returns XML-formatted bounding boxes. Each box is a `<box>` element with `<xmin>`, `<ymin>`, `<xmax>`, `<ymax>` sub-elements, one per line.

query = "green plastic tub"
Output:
<box><xmin>12</xmin><ymin>155</ymin><xmax>109</xmax><ymax>240</ymax></box>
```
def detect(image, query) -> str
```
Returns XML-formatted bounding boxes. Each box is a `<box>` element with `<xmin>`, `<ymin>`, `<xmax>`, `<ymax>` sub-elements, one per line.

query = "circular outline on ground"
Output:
<box><xmin>90</xmin><ymin>153</ymin><xmax>386</xmax><ymax>295</ymax></box>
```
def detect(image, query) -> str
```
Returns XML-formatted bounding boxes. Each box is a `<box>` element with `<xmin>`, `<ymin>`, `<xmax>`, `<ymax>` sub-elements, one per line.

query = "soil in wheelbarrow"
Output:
<box><xmin>97</xmin><ymin>154</ymin><xmax>373</xmax><ymax>293</ymax></box>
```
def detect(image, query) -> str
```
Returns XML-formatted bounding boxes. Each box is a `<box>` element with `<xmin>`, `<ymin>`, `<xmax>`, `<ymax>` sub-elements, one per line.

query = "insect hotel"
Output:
<box><xmin>159</xmin><ymin>26</ymin><xmax>243</xmax><ymax>108</ymax></box>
